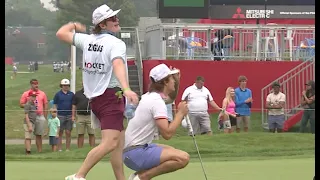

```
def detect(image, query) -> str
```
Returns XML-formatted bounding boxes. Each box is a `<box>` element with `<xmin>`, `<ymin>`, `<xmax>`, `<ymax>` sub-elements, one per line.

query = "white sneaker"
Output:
<box><xmin>65</xmin><ymin>174</ymin><xmax>86</xmax><ymax>180</ymax></box>
<box><xmin>128</xmin><ymin>173</ymin><xmax>136</xmax><ymax>180</ymax></box>
<box><xmin>128</xmin><ymin>173</ymin><xmax>140</xmax><ymax>180</ymax></box>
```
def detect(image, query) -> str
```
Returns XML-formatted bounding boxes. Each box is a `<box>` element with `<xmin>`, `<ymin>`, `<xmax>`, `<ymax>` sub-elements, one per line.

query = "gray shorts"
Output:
<box><xmin>49</xmin><ymin>136</ymin><xmax>58</xmax><ymax>145</ymax></box>
<box><xmin>188</xmin><ymin>112</ymin><xmax>211</xmax><ymax>135</ymax></box>
<box><xmin>236</xmin><ymin>116</ymin><xmax>250</xmax><ymax>128</ymax></box>
<box><xmin>58</xmin><ymin>115</ymin><xmax>73</xmax><ymax>132</ymax></box>
<box><xmin>268</xmin><ymin>115</ymin><xmax>285</xmax><ymax>129</ymax></box>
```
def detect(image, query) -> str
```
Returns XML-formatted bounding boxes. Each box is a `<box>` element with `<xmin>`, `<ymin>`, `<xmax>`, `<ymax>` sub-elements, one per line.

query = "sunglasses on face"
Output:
<box><xmin>107</xmin><ymin>15</ymin><xmax>118</xmax><ymax>22</ymax></box>
<box><xmin>52</xmin><ymin>111</ymin><xmax>57</xmax><ymax>113</ymax></box>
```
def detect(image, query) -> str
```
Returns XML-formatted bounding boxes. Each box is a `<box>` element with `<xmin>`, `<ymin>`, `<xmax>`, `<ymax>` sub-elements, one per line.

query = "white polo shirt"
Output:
<box><xmin>73</xmin><ymin>32</ymin><xmax>127</xmax><ymax>99</ymax></box>
<box><xmin>124</xmin><ymin>92</ymin><xmax>168</xmax><ymax>148</ymax></box>
<box><xmin>181</xmin><ymin>84</ymin><xmax>213</xmax><ymax>113</ymax></box>
<box><xmin>266</xmin><ymin>92</ymin><xmax>286</xmax><ymax>115</ymax></box>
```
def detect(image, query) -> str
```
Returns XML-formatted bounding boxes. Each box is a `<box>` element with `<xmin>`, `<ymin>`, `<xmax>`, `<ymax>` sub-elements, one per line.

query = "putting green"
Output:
<box><xmin>6</xmin><ymin>158</ymin><xmax>314</xmax><ymax>180</ymax></box>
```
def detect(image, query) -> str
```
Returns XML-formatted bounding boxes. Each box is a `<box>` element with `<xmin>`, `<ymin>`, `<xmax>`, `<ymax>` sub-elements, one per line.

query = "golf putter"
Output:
<box><xmin>183</xmin><ymin>95</ymin><xmax>208</xmax><ymax>180</ymax></box>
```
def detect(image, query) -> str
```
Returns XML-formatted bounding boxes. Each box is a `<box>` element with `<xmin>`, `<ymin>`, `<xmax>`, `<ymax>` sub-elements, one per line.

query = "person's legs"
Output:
<box><xmin>243</xmin><ymin>116</ymin><xmax>250</xmax><ymax>132</ymax></box>
<box><xmin>85</xmin><ymin>116</ymin><xmax>95</xmax><ymax>147</ymax></box>
<box><xmin>236</xmin><ymin>116</ymin><xmax>243</xmax><ymax>133</ymax></box>
<box><xmin>49</xmin><ymin>136</ymin><xmax>58</xmax><ymax>152</ymax></box>
<box><xmin>223</xmin><ymin>120</ymin><xmax>232</xmax><ymax>134</ymax></box>
<box><xmin>229</xmin><ymin>116</ymin><xmax>237</xmax><ymax>133</ymax></box>
<box><xmin>65</xmin><ymin>115</ymin><xmax>73</xmax><ymax>151</ymax></box>
<box><xmin>309</xmin><ymin>110</ymin><xmax>315</xmax><ymax>134</ymax></box>
<box><xmin>275</xmin><ymin>115</ymin><xmax>285</xmax><ymax>133</ymax></box>
<box><xmin>199</xmin><ymin>113</ymin><xmax>212</xmax><ymax>135</ymax></box>
<box><xmin>72</xmin><ymin>88</ymin><xmax>125</xmax><ymax>179</ymax></box>
<box><xmin>188</xmin><ymin>114</ymin><xmax>200</xmax><ymax>135</ymax></box>
<box><xmin>135</xmin><ymin>144</ymin><xmax>190</xmax><ymax>180</ymax></box>
<box><xmin>23</xmin><ymin>124</ymin><xmax>33</xmax><ymax>154</ymax></box>
<box><xmin>58</xmin><ymin>116</ymin><xmax>67</xmax><ymax>151</ymax></box>
<box><xmin>77</xmin><ymin>115</ymin><xmax>86</xmax><ymax>148</ymax></box>
<box><xmin>110</xmin><ymin>130</ymin><xmax>125</xmax><ymax>180</ymax></box>
<box><xmin>299</xmin><ymin>111</ymin><xmax>309</xmax><ymax>133</ymax></box>
<box><xmin>268</xmin><ymin>115</ymin><xmax>276</xmax><ymax>133</ymax></box>
<box><xmin>34</xmin><ymin>115</ymin><xmax>46</xmax><ymax>153</ymax></box>
<box><xmin>75</xmin><ymin>129</ymin><xmax>121</xmax><ymax>178</ymax></box>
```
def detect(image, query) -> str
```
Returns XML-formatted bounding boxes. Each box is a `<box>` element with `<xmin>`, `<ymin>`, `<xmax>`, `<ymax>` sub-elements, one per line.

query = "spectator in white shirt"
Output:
<box><xmin>266</xmin><ymin>82</ymin><xmax>286</xmax><ymax>133</ymax></box>
<box><xmin>181</xmin><ymin>76</ymin><xmax>222</xmax><ymax>135</ymax></box>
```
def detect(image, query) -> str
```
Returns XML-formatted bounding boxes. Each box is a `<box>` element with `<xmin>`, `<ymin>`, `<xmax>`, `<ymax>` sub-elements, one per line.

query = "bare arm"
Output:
<box><xmin>172</xmin><ymin>103</ymin><xmax>177</xmax><ymax>117</ymax></box>
<box><xmin>113</xmin><ymin>59</ymin><xmax>129</xmax><ymax>90</ymax></box>
<box><xmin>43</xmin><ymin>102</ymin><xmax>48</xmax><ymax>118</ymax></box>
<box><xmin>72</xmin><ymin>105</ymin><xmax>76</xmax><ymax>120</ymax></box>
<box><xmin>209</xmin><ymin>100</ymin><xmax>221</xmax><ymax>110</ymax></box>
<box><xmin>303</xmin><ymin>95</ymin><xmax>315</xmax><ymax>104</ymax></box>
<box><xmin>301</xmin><ymin>96</ymin><xmax>307</xmax><ymax>106</ymax></box>
<box><xmin>25</xmin><ymin>113</ymin><xmax>31</xmax><ymax>125</ymax></box>
<box><xmin>56</xmin><ymin>127</ymin><xmax>60</xmax><ymax>137</ymax></box>
<box><xmin>20</xmin><ymin>94</ymin><xmax>27</xmax><ymax>108</ymax></box>
<box><xmin>266</xmin><ymin>101</ymin><xmax>273</xmax><ymax>109</ymax></box>
<box><xmin>56</xmin><ymin>22</ymin><xmax>86</xmax><ymax>45</ymax></box>
<box><xmin>156</xmin><ymin>111</ymin><xmax>185</xmax><ymax>140</ymax></box>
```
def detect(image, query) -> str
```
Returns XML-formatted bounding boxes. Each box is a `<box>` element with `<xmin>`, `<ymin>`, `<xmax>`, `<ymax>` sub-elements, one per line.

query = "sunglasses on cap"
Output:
<box><xmin>107</xmin><ymin>15</ymin><xmax>118</xmax><ymax>22</ymax></box>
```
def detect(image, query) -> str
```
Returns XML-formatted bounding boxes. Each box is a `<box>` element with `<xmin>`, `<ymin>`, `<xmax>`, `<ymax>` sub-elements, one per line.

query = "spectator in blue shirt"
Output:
<box><xmin>235</xmin><ymin>75</ymin><xmax>252</xmax><ymax>133</ymax></box>
<box><xmin>53</xmin><ymin>79</ymin><xmax>74</xmax><ymax>151</ymax></box>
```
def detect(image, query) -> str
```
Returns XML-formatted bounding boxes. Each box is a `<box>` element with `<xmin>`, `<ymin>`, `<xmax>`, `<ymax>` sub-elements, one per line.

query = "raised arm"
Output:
<box><xmin>56</xmin><ymin>22</ymin><xmax>87</xmax><ymax>45</ymax></box>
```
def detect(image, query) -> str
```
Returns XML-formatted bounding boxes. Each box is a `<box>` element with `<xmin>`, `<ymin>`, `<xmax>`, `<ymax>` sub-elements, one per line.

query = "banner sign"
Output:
<box><xmin>209</xmin><ymin>5</ymin><xmax>315</xmax><ymax>19</ymax></box>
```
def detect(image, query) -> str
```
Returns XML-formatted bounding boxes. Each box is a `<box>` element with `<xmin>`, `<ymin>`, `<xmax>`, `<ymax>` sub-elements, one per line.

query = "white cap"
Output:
<box><xmin>149</xmin><ymin>64</ymin><xmax>179</xmax><ymax>82</ymax></box>
<box><xmin>92</xmin><ymin>4</ymin><xmax>121</xmax><ymax>25</ymax></box>
<box><xmin>60</xmin><ymin>79</ymin><xmax>70</xmax><ymax>85</ymax></box>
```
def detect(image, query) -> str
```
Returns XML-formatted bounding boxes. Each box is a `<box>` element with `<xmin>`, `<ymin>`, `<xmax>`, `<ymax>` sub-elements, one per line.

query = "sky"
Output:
<box><xmin>40</xmin><ymin>0</ymin><xmax>57</xmax><ymax>11</ymax></box>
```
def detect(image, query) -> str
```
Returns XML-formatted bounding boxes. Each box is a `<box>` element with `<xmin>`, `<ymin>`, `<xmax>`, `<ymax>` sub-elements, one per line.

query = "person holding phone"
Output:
<box><xmin>220</xmin><ymin>87</ymin><xmax>238</xmax><ymax>133</ymax></box>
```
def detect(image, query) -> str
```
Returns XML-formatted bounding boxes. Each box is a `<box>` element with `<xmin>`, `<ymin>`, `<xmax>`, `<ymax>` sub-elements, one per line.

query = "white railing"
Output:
<box><xmin>260</xmin><ymin>57</ymin><xmax>315</xmax><ymax>129</ymax></box>
<box><xmin>144</xmin><ymin>23</ymin><xmax>315</xmax><ymax>61</ymax></box>
<box><xmin>135</xmin><ymin>27</ymin><xmax>144</xmax><ymax>95</ymax></box>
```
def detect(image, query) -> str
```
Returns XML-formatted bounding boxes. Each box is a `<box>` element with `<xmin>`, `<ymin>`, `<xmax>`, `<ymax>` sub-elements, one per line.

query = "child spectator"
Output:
<box><xmin>46</xmin><ymin>108</ymin><xmax>60</xmax><ymax>152</ymax></box>
<box><xmin>23</xmin><ymin>91</ymin><xmax>38</xmax><ymax>155</ymax></box>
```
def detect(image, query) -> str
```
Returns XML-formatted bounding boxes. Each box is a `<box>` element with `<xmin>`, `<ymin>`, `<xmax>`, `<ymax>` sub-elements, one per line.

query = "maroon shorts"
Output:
<box><xmin>90</xmin><ymin>88</ymin><xmax>125</xmax><ymax>131</ymax></box>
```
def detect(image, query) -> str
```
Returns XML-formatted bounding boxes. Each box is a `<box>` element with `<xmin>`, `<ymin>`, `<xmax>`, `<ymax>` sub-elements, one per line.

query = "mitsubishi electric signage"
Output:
<box><xmin>209</xmin><ymin>5</ymin><xmax>315</xmax><ymax>19</ymax></box>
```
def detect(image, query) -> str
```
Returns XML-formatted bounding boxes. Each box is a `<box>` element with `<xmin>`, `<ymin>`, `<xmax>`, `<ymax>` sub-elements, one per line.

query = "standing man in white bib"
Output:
<box><xmin>56</xmin><ymin>4</ymin><xmax>139</xmax><ymax>180</ymax></box>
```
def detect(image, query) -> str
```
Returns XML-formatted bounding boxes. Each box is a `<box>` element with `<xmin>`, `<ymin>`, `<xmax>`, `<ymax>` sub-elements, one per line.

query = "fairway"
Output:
<box><xmin>6</xmin><ymin>158</ymin><xmax>314</xmax><ymax>180</ymax></box>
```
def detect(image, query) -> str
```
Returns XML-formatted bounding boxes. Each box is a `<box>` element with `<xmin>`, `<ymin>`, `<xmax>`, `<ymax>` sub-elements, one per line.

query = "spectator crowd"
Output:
<box><xmin>20</xmin><ymin>75</ymin><xmax>315</xmax><ymax>154</ymax></box>
<box><xmin>20</xmin><ymin>78</ymin><xmax>95</xmax><ymax>154</ymax></box>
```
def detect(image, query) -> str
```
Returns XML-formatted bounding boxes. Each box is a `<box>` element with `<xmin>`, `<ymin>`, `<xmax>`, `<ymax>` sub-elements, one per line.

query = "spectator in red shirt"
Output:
<box><xmin>20</xmin><ymin>79</ymin><xmax>48</xmax><ymax>153</ymax></box>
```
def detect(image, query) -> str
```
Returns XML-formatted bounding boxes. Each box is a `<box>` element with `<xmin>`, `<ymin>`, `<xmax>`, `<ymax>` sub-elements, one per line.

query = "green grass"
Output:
<box><xmin>6</xmin><ymin>158</ymin><xmax>315</xmax><ymax>180</ymax></box>
<box><xmin>5</xmin><ymin>65</ymin><xmax>315</xmax><ymax>180</ymax></box>
<box><xmin>6</xmin><ymin>133</ymin><xmax>314</xmax><ymax>161</ymax></box>
<box><xmin>5</xmin><ymin>64</ymin><xmax>83</xmax><ymax>138</ymax></box>
<box><xmin>5</xmin><ymin>64</ymin><xmax>267</xmax><ymax>138</ymax></box>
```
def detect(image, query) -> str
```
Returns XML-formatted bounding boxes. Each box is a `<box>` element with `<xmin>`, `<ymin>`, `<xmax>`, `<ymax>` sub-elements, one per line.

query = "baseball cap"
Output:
<box><xmin>61</xmin><ymin>79</ymin><xmax>70</xmax><ymax>85</ymax></box>
<box><xmin>305</xmin><ymin>80</ymin><xmax>315</xmax><ymax>86</ymax></box>
<box><xmin>28</xmin><ymin>91</ymin><xmax>37</xmax><ymax>97</ymax></box>
<box><xmin>92</xmin><ymin>4</ymin><xmax>121</xmax><ymax>25</ymax></box>
<box><xmin>149</xmin><ymin>64</ymin><xmax>179</xmax><ymax>82</ymax></box>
